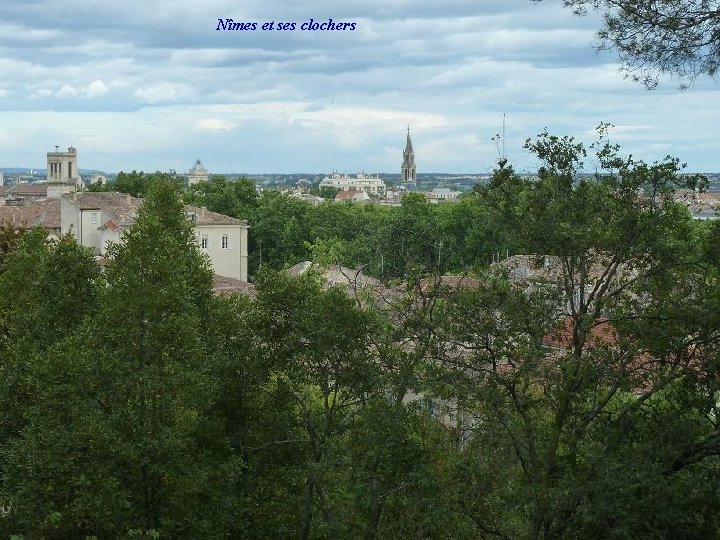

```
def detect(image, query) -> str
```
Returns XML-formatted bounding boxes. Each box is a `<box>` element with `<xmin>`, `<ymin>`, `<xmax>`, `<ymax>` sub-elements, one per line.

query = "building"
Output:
<box><xmin>47</xmin><ymin>146</ymin><xmax>82</xmax><ymax>197</ymax></box>
<box><xmin>427</xmin><ymin>187</ymin><xmax>461</xmax><ymax>202</ymax></box>
<box><xmin>401</xmin><ymin>126</ymin><xmax>417</xmax><ymax>189</ymax></box>
<box><xmin>319</xmin><ymin>172</ymin><xmax>386</xmax><ymax>196</ymax></box>
<box><xmin>0</xmin><ymin>198</ymin><xmax>60</xmax><ymax>236</ymax></box>
<box><xmin>335</xmin><ymin>189</ymin><xmax>370</xmax><ymax>203</ymax></box>
<box><xmin>2</xmin><ymin>182</ymin><xmax>49</xmax><ymax>203</ymax></box>
<box><xmin>90</xmin><ymin>174</ymin><xmax>108</xmax><ymax>187</ymax></box>
<box><xmin>187</xmin><ymin>158</ymin><xmax>209</xmax><ymax>187</ymax></box>
<box><xmin>60</xmin><ymin>192</ymin><xmax>249</xmax><ymax>281</ymax></box>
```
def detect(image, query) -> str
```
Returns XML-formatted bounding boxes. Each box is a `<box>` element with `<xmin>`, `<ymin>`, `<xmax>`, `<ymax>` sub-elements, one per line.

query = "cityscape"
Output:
<box><xmin>1</xmin><ymin>0</ymin><xmax>720</xmax><ymax>538</ymax></box>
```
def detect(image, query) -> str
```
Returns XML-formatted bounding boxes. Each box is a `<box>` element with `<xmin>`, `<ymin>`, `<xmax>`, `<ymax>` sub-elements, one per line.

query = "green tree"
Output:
<box><xmin>98</xmin><ymin>170</ymin><xmax>184</xmax><ymax>197</ymax></box>
<box><xmin>539</xmin><ymin>0</ymin><xmax>720</xmax><ymax>87</ymax></box>
<box><xmin>1</xmin><ymin>179</ymin><xmax>241</xmax><ymax>537</ymax></box>
<box><xmin>186</xmin><ymin>175</ymin><xmax>258</xmax><ymax>219</ymax></box>
<box><xmin>427</xmin><ymin>127</ymin><xmax>720</xmax><ymax>538</ymax></box>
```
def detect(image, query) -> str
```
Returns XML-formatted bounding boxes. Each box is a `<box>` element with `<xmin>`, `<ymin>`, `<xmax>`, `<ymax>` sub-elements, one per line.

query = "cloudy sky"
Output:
<box><xmin>1</xmin><ymin>0</ymin><xmax>719</xmax><ymax>174</ymax></box>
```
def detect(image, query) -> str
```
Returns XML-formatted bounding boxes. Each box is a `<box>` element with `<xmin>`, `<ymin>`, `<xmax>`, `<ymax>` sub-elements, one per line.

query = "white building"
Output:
<box><xmin>319</xmin><ymin>172</ymin><xmax>386</xmax><ymax>195</ymax></box>
<box><xmin>430</xmin><ymin>188</ymin><xmax>461</xmax><ymax>201</ymax></box>
<box><xmin>61</xmin><ymin>192</ymin><xmax>249</xmax><ymax>281</ymax></box>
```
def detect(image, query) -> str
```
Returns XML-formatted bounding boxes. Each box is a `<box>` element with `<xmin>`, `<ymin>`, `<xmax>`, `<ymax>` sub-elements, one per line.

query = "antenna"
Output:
<box><xmin>54</xmin><ymin>145</ymin><xmax>60</xmax><ymax>151</ymax></box>
<box><xmin>502</xmin><ymin>113</ymin><xmax>506</xmax><ymax>160</ymax></box>
<box><xmin>492</xmin><ymin>114</ymin><xmax>508</xmax><ymax>169</ymax></box>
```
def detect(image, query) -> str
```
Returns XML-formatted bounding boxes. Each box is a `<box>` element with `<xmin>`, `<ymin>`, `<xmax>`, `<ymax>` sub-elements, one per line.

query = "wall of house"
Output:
<box><xmin>61</xmin><ymin>198</ymin><xmax>120</xmax><ymax>255</ymax></box>
<box><xmin>60</xmin><ymin>197</ymin><xmax>80</xmax><ymax>237</ymax></box>
<box><xmin>195</xmin><ymin>224</ymin><xmax>248</xmax><ymax>281</ymax></box>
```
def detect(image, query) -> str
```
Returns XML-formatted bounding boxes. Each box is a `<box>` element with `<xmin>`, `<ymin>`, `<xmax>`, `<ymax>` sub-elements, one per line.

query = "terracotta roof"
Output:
<box><xmin>335</xmin><ymin>190</ymin><xmax>368</xmax><ymax>202</ymax></box>
<box><xmin>185</xmin><ymin>205</ymin><xmax>245</xmax><ymax>226</ymax></box>
<box><xmin>63</xmin><ymin>192</ymin><xmax>246</xmax><ymax>228</ymax></box>
<box><xmin>7</xmin><ymin>183</ymin><xmax>48</xmax><ymax>197</ymax></box>
<box><xmin>543</xmin><ymin>316</ymin><xmax>618</xmax><ymax>349</ymax></box>
<box><xmin>212</xmin><ymin>274</ymin><xmax>256</xmax><ymax>297</ymax></box>
<box><xmin>67</xmin><ymin>192</ymin><xmax>142</xmax><ymax>211</ymax></box>
<box><xmin>0</xmin><ymin>198</ymin><xmax>60</xmax><ymax>230</ymax></box>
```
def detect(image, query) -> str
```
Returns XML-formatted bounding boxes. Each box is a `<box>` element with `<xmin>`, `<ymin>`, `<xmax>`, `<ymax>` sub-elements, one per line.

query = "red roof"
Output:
<box><xmin>543</xmin><ymin>316</ymin><xmax>618</xmax><ymax>349</ymax></box>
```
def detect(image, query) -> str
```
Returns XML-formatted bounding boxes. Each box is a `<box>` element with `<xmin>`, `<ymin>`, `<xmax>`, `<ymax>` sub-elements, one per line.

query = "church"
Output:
<box><xmin>400</xmin><ymin>126</ymin><xmax>417</xmax><ymax>190</ymax></box>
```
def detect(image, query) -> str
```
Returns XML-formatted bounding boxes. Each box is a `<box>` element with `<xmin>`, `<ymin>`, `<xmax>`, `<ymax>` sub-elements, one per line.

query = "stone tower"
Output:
<box><xmin>187</xmin><ymin>158</ymin><xmax>209</xmax><ymax>186</ymax></box>
<box><xmin>47</xmin><ymin>146</ymin><xmax>82</xmax><ymax>197</ymax></box>
<box><xmin>401</xmin><ymin>126</ymin><xmax>416</xmax><ymax>185</ymax></box>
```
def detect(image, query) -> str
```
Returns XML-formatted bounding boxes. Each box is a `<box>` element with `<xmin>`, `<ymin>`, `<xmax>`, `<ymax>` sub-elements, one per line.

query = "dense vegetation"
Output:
<box><xmin>1</xmin><ymin>128</ymin><xmax>719</xmax><ymax>538</ymax></box>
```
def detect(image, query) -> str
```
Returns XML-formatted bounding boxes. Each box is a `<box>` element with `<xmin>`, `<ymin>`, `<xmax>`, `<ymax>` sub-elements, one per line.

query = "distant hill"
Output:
<box><xmin>0</xmin><ymin>168</ymin><xmax>109</xmax><ymax>176</ymax></box>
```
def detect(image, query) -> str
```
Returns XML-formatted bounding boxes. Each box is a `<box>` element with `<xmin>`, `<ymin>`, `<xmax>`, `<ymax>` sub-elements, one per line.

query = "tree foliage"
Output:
<box><xmin>541</xmin><ymin>0</ymin><xmax>720</xmax><ymax>87</ymax></box>
<box><xmin>0</xmin><ymin>128</ymin><xmax>718</xmax><ymax>538</ymax></box>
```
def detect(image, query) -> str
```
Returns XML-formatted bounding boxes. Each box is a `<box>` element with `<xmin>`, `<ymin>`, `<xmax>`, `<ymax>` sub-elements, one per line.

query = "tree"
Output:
<box><xmin>540</xmin><ymin>0</ymin><xmax>720</xmax><ymax>87</ymax></box>
<box><xmin>426</xmin><ymin>127</ymin><xmax>720</xmax><ymax>538</ymax></box>
<box><xmin>185</xmin><ymin>175</ymin><xmax>258</xmax><ymax>219</ymax></box>
<box><xmin>0</xmin><ymin>179</ymin><xmax>242</xmax><ymax>537</ymax></box>
<box><xmin>96</xmin><ymin>170</ymin><xmax>185</xmax><ymax>197</ymax></box>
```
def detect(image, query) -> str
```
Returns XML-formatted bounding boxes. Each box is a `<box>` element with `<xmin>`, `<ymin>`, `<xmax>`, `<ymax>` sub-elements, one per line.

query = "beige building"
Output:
<box><xmin>61</xmin><ymin>192</ymin><xmax>249</xmax><ymax>281</ymax></box>
<box><xmin>187</xmin><ymin>158</ymin><xmax>209</xmax><ymax>187</ymax></box>
<box><xmin>319</xmin><ymin>172</ymin><xmax>386</xmax><ymax>195</ymax></box>
<box><xmin>47</xmin><ymin>146</ymin><xmax>82</xmax><ymax>197</ymax></box>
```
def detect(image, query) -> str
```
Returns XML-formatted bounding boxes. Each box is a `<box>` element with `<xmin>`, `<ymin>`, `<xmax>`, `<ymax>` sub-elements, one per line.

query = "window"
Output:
<box><xmin>201</xmin><ymin>235</ymin><xmax>209</xmax><ymax>249</ymax></box>
<box><xmin>91</xmin><ymin>212</ymin><xmax>99</xmax><ymax>224</ymax></box>
<box><xmin>221</xmin><ymin>234</ymin><xmax>229</xmax><ymax>249</ymax></box>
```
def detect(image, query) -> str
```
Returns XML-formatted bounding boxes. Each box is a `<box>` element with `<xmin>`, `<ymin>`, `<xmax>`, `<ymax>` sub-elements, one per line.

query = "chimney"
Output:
<box><xmin>125</xmin><ymin>194</ymin><xmax>131</xmax><ymax>205</ymax></box>
<box><xmin>201</xmin><ymin>206</ymin><xmax>207</xmax><ymax>220</ymax></box>
<box><xmin>73</xmin><ymin>191</ymin><xmax>78</xmax><ymax>201</ymax></box>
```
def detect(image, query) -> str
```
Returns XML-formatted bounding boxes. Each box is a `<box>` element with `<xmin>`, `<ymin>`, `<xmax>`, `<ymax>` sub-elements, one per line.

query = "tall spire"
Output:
<box><xmin>401</xmin><ymin>125</ymin><xmax>416</xmax><ymax>185</ymax></box>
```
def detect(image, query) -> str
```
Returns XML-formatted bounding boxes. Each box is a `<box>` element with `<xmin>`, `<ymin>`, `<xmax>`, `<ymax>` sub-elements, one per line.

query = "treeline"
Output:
<box><xmin>1</xmin><ymin>128</ymin><xmax>720</xmax><ymax>538</ymax></box>
<box><xmin>94</xmin><ymin>167</ymin><xmax>533</xmax><ymax>280</ymax></box>
<box><xmin>184</xmin><ymin>178</ymin><xmax>523</xmax><ymax>279</ymax></box>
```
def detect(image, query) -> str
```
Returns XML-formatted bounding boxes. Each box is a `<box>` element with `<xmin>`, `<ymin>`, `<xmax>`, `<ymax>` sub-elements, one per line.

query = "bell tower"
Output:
<box><xmin>401</xmin><ymin>125</ymin><xmax>416</xmax><ymax>186</ymax></box>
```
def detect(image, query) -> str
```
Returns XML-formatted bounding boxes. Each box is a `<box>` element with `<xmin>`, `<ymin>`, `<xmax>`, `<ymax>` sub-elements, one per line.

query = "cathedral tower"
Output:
<box><xmin>401</xmin><ymin>125</ymin><xmax>416</xmax><ymax>186</ymax></box>
<box><xmin>47</xmin><ymin>145</ymin><xmax>82</xmax><ymax>197</ymax></box>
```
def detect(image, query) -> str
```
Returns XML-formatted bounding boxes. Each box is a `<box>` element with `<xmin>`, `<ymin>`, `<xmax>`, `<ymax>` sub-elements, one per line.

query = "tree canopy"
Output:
<box><xmin>539</xmin><ymin>0</ymin><xmax>720</xmax><ymax>87</ymax></box>
<box><xmin>1</xmin><ymin>129</ymin><xmax>719</xmax><ymax>538</ymax></box>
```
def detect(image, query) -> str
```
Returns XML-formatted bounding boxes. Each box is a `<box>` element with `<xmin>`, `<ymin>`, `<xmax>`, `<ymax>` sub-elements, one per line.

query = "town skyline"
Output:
<box><xmin>2</xmin><ymin>0</ymin><xmax>719</xmax><ymax>173</ymax></box>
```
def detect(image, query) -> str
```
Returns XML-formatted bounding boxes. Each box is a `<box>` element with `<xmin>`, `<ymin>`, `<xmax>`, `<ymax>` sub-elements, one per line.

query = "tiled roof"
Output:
<box><xmin>185</xmin><ymin>205</ymin><xmax>245</xmax><ymax>226</ymax></box>
<box><xmin>68</xmin><ymin>192</ymin><xmax>142</xmax><ymax>211</ymax></box>
<box><xmin>7</xmin><ymin>183</ymin><xmax>48</xmax><ymax>197</ymax></box>
<box><xmin>63</xmin><ymin>192</ymin><xmax>246</xmax><ymax>228</ymax></box>
<box><xmin>0</xmin><ymin>198</ymin><xmax>60</xmax><ymax>230</ymax></box>
<box><xmin>543</xmin><ymin>316</ymin><xmax>618</xmax><ymax>349</ymax></box>
<box><xmin>212</xmin><ymin>274</ymin><xmax>256</xmax><ymax>297</ymax></box>
<box><xmin>335</xmin><ymin>190</ymin><xmax>368</xmax><ymax>201</ymax></box>
<box><xmin>286</xmin><ymin>261</ymin><xmax>382</xmax><ymax>289</ymax></box>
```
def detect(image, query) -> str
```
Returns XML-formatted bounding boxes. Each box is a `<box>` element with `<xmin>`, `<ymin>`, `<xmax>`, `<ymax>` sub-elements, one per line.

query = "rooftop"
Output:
<box><xmin>0</xmin><ymin>198</ymin><xmax>60</xmax><ymax>230</ymax></box>
<box><xmin>62</xmin><ymin>192</ymin><xmax>247</xmax><ymax>228</ymax></box>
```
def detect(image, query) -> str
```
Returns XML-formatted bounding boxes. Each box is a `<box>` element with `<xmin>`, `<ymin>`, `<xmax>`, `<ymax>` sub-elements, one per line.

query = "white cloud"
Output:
<box><xmin>0</xmin><ymin>0</ymin><xmax>717</xmax><ymax>172</ymax></box>
<box><xmin>134</xmin><ymin>84</ymin><xmax>192</xmax><ymax>104</ymax></box>
<box><xmin>196</xmin><ymin>118</ymin><xmax>234</xmax><ymax>131</ymax></box>
<box><xmin>55</xmin><ymin>84</ymin><xmax>79</xmax><ymax>98</ymax></box>
<box><xmin>85</xmin><ymin>80</ymin><xmax>109</xmax><ymax>98</ymax></box>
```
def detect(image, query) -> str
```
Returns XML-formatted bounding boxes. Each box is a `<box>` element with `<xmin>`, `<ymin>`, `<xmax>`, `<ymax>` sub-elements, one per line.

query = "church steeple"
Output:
<box><xmin>401</xmin><ymin>124</ymin><xmax>416</xmax><ymax>185</ymax></box>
